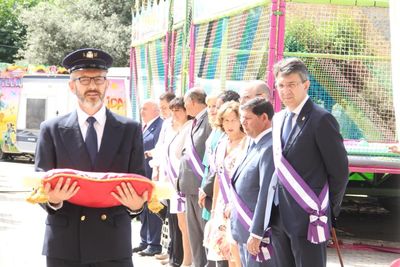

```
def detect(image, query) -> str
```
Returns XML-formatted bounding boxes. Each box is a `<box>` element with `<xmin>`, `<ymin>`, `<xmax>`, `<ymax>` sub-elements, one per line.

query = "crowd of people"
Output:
<box><xmin>34</xmin><ymin>48</ymin><xmax>350</xmax><ymax>267</ymax></box>
<box><xmin>132</xmin><ymin>58</ymin><xmax>350</xmax><ymax>267</ymax></box>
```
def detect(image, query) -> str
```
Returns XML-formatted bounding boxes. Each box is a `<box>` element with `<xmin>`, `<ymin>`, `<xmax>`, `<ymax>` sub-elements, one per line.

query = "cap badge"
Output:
<box><xmin>84</xmin><ymin>51</ymin><xmax>97</xmax><ymax>59</ymax></box>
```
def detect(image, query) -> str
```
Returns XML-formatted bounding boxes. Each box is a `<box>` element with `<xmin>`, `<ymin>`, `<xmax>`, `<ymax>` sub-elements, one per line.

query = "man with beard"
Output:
<box><xmin>34</xmin><ymin>48</ymin><xmax>147</xmax><ymax>267</ymax></box>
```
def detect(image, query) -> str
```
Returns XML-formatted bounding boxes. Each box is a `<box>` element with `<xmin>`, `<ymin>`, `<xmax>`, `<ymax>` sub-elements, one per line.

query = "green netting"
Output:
<box><xmin>193</xmin><ymin>4</ymin><xmax>271</xmax><ymax>93</ymax></box>
<box><xmin>129</xmin><ymin>1</ymin><xmax>398</xmax><ymax>162</ymax></box>
<box><xmin>284</xmin><ymin>2</ymin><xmax>397</xmax><ymax>159</ymax></box>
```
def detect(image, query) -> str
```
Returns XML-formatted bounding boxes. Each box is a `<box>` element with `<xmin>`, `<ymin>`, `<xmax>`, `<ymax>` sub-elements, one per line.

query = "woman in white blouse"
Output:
<box><xmin>166</xmin><ymin>97</ymin><xmax>193</xmax><ymax>267</ymax></box>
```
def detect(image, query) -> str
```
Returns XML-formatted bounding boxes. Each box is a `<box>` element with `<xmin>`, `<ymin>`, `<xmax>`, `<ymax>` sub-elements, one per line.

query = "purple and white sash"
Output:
<box><xmin>230</xmin><ymin>186</ymin><xmax>273</xmax><ymax>262</ymax></box>
<box><xmin>166</xmin><ymin>134</ymin><xmax>186</xmax><ymax>212</ymax></box>
<box><xmin>215</xmin><ymin>140</ymin><xmax>230</xmax><ymax>204</ymax></box>
<box><xmin>273</xmin><ymin>115</ymin><xmax>330</xmax><ymax>244</ymax></box>
<box><xmin>207</xmin><ymin>144</ymin><xmax>217</xmax><ymax>178</ymax></box>
<box><xmin>186</xmin><ymin>133</ymin><xmax>205</xmax><ymax>182</ymax></box>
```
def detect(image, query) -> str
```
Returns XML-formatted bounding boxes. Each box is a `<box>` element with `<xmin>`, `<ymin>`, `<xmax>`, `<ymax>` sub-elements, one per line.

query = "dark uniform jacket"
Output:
<box><xmin>35</xmin><ymin>108</ymin><xmax>145</xmax><ymax>263</ymax></box>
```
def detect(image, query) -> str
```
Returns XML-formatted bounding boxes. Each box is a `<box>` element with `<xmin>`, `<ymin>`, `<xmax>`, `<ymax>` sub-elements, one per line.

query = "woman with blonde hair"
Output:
<box><xmin>199</xmin><ymin>92</ymin><xmax>223</xmax><ymax>221</ymax></box>
<box><xmin>205</xmin><ymin>100</ymin><xmax>247</xmax><ymax>267</ymax></box>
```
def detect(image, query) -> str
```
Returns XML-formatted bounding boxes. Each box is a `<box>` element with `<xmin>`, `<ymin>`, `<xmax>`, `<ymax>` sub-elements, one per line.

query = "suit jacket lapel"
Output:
<box><xmin>284</xmin><ymin>98</ymin><xmax>313</xmax><ymax>153</ymax></box>
<box><xmin>232</xmin><ymin>133</ymin><xmax>270</xmax><ymax>183</ymax></box>
<box><xmin>96</xmin><ymin>109</ymin><xmax>125</xmax><ymax>171</ymax></box>
<box><xmin>143</xmin><ymin>117</ymin><xmax>161</xmax><ymax>138</ymax></box>
<box><xmin>59</xmin><ymin>111</ymin><xmax>92</xmax><ymax>170</ymax></box>
<box><xmin>193</xmin><ymin>111</ymin><xmax>207</xmax><ymax>134</ymax></box>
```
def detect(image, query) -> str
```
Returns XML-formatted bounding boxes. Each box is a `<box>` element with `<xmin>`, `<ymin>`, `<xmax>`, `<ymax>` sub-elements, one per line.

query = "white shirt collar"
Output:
<box><xmin>144</xmin><ymin>116</ymin><xmax>160</xmax><ymax>130</ymax></box>
<box><xmin>195</xmin><ymin>108</ymin><xmax>207</xmax><ymax>121</ymax></box>
<box><xmin>252</xmin><ymin>127</ymin><xmax>272</xmax><ymax>144</ymax></box>
<box><xmin>291</xmin><ymin>95</ymin><xmax>309</xmax><ymax>116</ymax></box>
<box><xmin>77</xmin><ymin>105</ymin><xmax>106</xmax><ymax>127</ymax></box>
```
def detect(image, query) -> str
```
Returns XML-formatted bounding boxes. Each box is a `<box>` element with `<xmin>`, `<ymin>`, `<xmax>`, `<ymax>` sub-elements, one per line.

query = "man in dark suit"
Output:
<box><xmin>179</xmin><ymin>87</ymin><xmax>212</xmax><ymax>267</ymax></box>
<box><xmin>34</xmin><ymin>48</ymin><xmax>147</xmax><ymax>267</ymax></box>
<box><xmin>133</xmin><ymin>99</ymin><xmax>164</xmax><ymax>256</ymax></box>
<box><xmin>231</xmin><ymin>98</ymin><xmax>275</xmax><ymax>267</ymax></box>
<box><xmin>270</xmin><ymin>57</ymin><xmax>348</xmax><ymax>267</ymax></box>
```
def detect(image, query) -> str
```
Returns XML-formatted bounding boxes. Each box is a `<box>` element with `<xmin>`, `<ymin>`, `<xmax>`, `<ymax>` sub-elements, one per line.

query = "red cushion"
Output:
<box><xmin>42</xmin><ymin>169</ymin><xmax>153</xmax><ymax>208</ymax></box>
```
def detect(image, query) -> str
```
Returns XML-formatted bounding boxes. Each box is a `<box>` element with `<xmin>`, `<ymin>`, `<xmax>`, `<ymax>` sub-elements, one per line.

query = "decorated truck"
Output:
<box><xmin>128</xmin><ymin>0</ymin><xmax>400</xmax><ymax>210</ymax></box>
<box><xmin>0</xmin><ymin>66</ymin><xmax>130</xmax><ymax>161</ymax></box>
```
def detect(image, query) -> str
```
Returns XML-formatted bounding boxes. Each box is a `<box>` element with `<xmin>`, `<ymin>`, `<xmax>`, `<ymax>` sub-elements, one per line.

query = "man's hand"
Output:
<box><xmin>144</xmin><ymin>150</ymin><xmax>153</xmax><ymax>159</ymax></box>
<box><xmin>247</xmin><ymin>236</ymin><xmax>261</xmax><ymax>256</ymax></box>
<box><xmin>198</xmin><ymin>188</ymin><xmax>207</xmax><ymax>208</ymax></box>
<box><xmin>111</xmin><ymin>182</ymin><xmax>148</xmax><ymax>211</ymax></box>
<box><xmin>44</xmin><ymin>177</ymin><xmax>80</xmax><ymax>205</ymax></box>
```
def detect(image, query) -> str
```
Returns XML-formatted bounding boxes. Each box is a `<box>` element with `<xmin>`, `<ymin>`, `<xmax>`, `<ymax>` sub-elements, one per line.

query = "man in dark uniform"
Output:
<box><xmin>34</xmin><ymin>48</ymin><xmax>147</xmax><ymax>267</ymax></box>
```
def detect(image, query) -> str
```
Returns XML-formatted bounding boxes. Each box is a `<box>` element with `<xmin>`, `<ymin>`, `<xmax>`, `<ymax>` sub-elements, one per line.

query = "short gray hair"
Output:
<box><xmin>185</xmin><ymin>87</ymin><xmax>207</xmax><ymax>105</ymax></box>
<box><xmin>273</xmin><ymin>57</ymin><xmax>309</xmax><ymax>82</ymax></box>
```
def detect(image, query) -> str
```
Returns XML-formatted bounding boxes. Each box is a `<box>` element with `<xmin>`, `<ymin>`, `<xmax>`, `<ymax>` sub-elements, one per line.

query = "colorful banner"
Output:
<box><xmin>132</xmin><ymin>0</ymin><xmax>168</xmax><ymax>43</ymax></box>
<box><xmin>0</xmin><ymin>78</ymin><xmax>22</xmax><ymax>153</ymax></box>
<box><xmin>105</xmin><ymin>79</ymin><xmax>127</xmax><ymax>116</ymax></box>
<box><xmin>193</xmin><ymin>0</ymin><xmax>265</xmax><ymax>22</ymax></box>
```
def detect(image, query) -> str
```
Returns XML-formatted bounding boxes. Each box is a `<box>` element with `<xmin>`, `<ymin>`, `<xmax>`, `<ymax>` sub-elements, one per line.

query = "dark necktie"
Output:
<box><xmin>85</xmin><ymin>117</ymin><xmax>98</xmax><ymax>166</ymax></box>
<box><xmin>248</xmin><ymin>141</ymin><xmax>256</xmax><ymax>153</ymax></box>
<box><xmin>142</xmin><ymin>124</ymin><xmax>147</xmax><ymax>133</ymax></box>
<box><xmin>281</xmin><ymin>112</ymin><xmax>295</xmax><ymax>147</ymax></box>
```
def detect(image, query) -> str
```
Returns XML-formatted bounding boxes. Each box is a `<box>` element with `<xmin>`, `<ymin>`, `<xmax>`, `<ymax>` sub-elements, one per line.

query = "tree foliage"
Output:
<box><xmin>18</xmin><ymin>0</ymin><xmax>132</xmax><ymax>66</ymax></box>
<box><xmin>0</xmin><ymin>0</ymin><xmax>41</xmax><ymax>63</ymax></box>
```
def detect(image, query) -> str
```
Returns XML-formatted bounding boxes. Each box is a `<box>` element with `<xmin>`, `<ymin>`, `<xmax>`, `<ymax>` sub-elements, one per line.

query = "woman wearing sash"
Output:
<box><xmin>199</xmin><ymin>93</ymin><xmax>222</xmax><ymax>221</ymax></box>
<box><xmin>205</xmin><ymin>101</ymin><xmax>247</xmax><ymax>267</ymax></box>
<box><xmin>166</xmin><ymin>97</ymin><xmax>193</xmax><ymax>267</ymax></box>
<box><xmin>199</xmin><ymin>90</ymin><xmax>241</xmax><ymax>221</ymax></box>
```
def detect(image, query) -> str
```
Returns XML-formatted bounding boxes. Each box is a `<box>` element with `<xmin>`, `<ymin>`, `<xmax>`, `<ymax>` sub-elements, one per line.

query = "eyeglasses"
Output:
<box><xmin>275</xmin><ymin>81</ymin><xmax>304</xmax><ymax>90</ymax></box>
<box><xmin>73</xmin><ymin>76</ymin><xmax>107</xmax><ymax>85</ymax></box>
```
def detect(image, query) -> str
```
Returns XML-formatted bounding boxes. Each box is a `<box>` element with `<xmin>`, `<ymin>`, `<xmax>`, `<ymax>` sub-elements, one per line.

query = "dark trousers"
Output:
<box><xmin>270</xmin><ymin>205</ymin><xmax>327</xmax><ymax>267</ymax></box>
<box><xmin>46</xmin><ymin>257</ymin><xmax>133</xmax><ymax>267</ymax></box>
<box><xmin>167</xmin><ymin>204</ymin><xmax>183</xmax><ymax>267</ymax></box>
<box><xmin>139</xmin><ymin>204</ymin><xmax>163</xmax><ymax>250</ymax></box>
<box><xmin>185</xmin><ymin>194</ymin><xmax>208</xmax><ymax>267</ymax></box>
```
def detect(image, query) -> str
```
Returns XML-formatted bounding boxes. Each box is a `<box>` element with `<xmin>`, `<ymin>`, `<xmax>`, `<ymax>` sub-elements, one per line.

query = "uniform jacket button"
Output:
<box><xmin>101</xmin><ymin>214</ymin><xmax>107</xmax><ymax>221</ymax></box>
<box><xmin>80</xmin><ymin>215</ymin><xmax>86</xmax><ymax>221</ymax></box>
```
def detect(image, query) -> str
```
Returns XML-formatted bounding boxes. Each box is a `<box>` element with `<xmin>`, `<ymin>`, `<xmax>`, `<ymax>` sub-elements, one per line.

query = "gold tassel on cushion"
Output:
<box><xmin>147</xmin><ymin>181</ymin><xmax>175</xmax><ymax>213</ymax></box>
<box><xmin>147</xmin><ymin>194</ymin><xmax>164</xmax><ymax>213</ymax></box>
<box><xmin>26</xmin><ymin>183</ymin><xmax>49</xmax><ymax>204</ymax></box>
<box><xmin>24</xmin><ymin>174</ymin><xmax>48</xmax><ymax>204</ymax></box>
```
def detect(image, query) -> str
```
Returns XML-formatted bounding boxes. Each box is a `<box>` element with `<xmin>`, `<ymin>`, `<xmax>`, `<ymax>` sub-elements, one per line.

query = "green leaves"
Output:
<box><xmin>8</xmin><ymin>0</ymin><xmax>131</xmax><ymax>66</ymax></box>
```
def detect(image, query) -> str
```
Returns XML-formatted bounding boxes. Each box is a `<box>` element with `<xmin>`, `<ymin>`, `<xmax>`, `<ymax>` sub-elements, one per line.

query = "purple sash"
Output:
<box><xmin>166</xmin><ymin>134</ymin><xmax>186</xmax><ymax>212</ymax></box>
<box><xmin>273</xmin><ymin>113</ymin><xmax>330</xmax><ymax>244</ymax></box>
<box><xmin>208</xmin><ymin>144</ymin><xmax>217</xmax><ymax>178</ymax></box>
<box><xmin>186</xmin><ymin>133</ymin><xmax>205</xmax><ymax>182</ymax></box>
<box><xmin>230</xmin><ymin>186</ymin><xmax>273</xmax><ymax>262</ymax></box>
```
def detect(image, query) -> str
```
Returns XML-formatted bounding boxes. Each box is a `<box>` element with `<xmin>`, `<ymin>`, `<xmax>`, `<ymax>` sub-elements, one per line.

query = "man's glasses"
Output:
<box><xmin>73</xmin><ymin>76</ymin><xmax>107</xmax><ymax>85</ymax></box>
<box><xmin>275</xmin><ymin>81</ymin><xmax>304</xmax><ymax>90</ymax></box>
